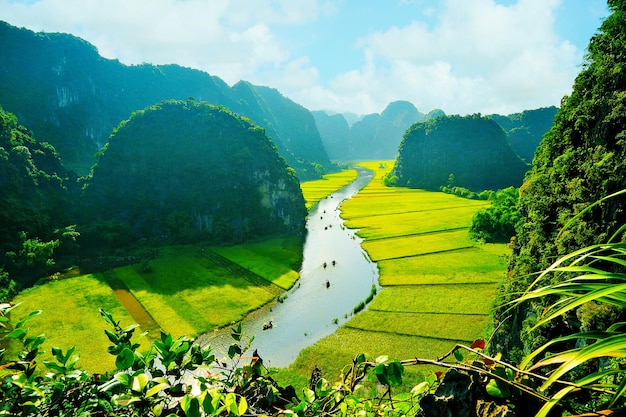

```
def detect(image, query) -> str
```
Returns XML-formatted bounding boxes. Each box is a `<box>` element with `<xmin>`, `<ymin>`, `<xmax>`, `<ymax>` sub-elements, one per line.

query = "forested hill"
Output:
<box><xmin>389</xmin><ymin>114</ymin><xmax>529</xmax><ymax>191</ymax></box>
<box><xmin>0</xmin><ymin>106</ymin><xmax>78</xmax><ymax>290</ymax></box>
<box><xmin>312</xmin><ymin>101</ymin><xmax>445</xmax><ymax>161</ymax></box>
<box><xmin>493</xmin><ymin>0</ymin><xmax>626</xmax><ymax>358</ymax></box>
<box><xmin>488</xmin><ymin>106</ymin><xmax>558</xmax><ymax>163</ymax></box>
<box><xmin>0</xmin><ymin>21</ymin><xmax>331</xmax><ymax>180</ymax></box>
<box><xmin>81</xmin><ymin>100</ymin><xmax>307</xmax><ymax>246</ymax></box>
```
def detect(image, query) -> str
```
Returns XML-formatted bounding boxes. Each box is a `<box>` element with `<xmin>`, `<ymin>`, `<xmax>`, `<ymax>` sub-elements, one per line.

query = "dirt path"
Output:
<box><xmin>103</xmin><ymin>271</ymin><xmax>161</xmax><ymax>335</ymax></box>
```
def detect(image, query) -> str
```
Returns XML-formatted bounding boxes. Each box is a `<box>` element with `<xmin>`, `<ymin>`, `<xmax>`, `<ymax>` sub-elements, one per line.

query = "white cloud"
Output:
<box><xmin>302</xmin><ymin>0</ymin><xmax>581</xmax><ymax>115</ymax></box>
<box><xmin>0</xmin><ymin>0</ymin><xmax>591</xmax><ymax>116</ymax></box>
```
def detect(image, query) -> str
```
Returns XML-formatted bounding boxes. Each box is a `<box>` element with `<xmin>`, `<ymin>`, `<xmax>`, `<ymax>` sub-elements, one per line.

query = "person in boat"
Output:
<box><xmin>263</xmin><ymin>320</ymin><xmax>273</xmax><ymax>330</ymax></box>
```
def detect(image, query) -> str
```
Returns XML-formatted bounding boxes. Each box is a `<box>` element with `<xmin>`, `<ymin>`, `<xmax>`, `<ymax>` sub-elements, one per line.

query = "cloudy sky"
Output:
<box><xmin>0</xmin><ymin>0</ymin><xmax>609</xmax><ymax>116</ymax></box>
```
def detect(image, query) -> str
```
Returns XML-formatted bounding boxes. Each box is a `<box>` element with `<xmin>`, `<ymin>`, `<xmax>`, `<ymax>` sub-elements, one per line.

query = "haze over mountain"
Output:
<box><xmin>313</xmin><ymin>102</ymin><xmax>445</xmax><ymax>161</ymax></box>
<box><xmin>0</xmin><ymin>21</ymin><xmax>332</xmax><ymax>179</ymax></box>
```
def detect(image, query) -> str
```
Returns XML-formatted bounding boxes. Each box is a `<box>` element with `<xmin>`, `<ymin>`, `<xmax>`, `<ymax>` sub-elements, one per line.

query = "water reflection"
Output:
<box><xmin>201</xmin><ymin>167</ymin><xmax>378</xmax><ymax>368</ymax></box>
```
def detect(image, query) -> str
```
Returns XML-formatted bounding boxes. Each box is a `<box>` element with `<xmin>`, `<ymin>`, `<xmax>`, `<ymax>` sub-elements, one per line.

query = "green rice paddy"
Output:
<box><xmin>9</xmin><ymin>236</ymin><xmax>303</xmax><ymax>374</ymax></box>
<box><xmin>281</xmin><ymin>161</ymin><xmax>509</xmax><ymax>388</ymax></box>
<box><xmin>300</xmin><ymin>168</ymin><xmax>358</xmax><ymax>209</ymax></box>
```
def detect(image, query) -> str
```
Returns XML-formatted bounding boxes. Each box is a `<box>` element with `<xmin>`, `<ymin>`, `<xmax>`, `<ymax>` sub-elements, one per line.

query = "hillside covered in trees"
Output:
<box><xmin>387</xmin><ymin>114</ymin><xmax>529</xmax><ymax>191</ymax></box>
<box><xmin>0</xmin><ymin>101</ymin><xmax>308</xmax><ymax>297</ymax></box>
<box><xmin>488</xmin><ymin>106</ymin><xmax>558</xmax><ymax>163</ymax></box>
<box><xmin>0</xmin><ymin>21</ymin><xmax>332</xmax><ymax>180</ymax></box>
<box><xmin>81</xmin><ymin>100</ymin><xmax>306</xmax><ymax>246</ymax></box>
<box><xmin>493</xmin><ymin>0</ymin><xmax>626</xmax><ymax>359</ymax></box>
<box><xmin>0</xmin><ymin>106</ymin><xmax>79</xmax><ymax>292</ymax></box>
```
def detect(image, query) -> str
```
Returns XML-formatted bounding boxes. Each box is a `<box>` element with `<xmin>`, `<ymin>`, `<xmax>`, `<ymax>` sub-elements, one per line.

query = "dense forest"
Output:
<box><xmin>387</xmin><ymin>114</ymin><xmax>529</xmax><ymax>191</ymax></box>
<box><xmin>0</xmin><ymin>106</ymin><xmax>79</xmax><ymax>294</ymax></box>
<box><xmin>0</xmin><ymin>21</ymin><xmax>332</xmax><ymax>180</ymax></box>
<box><xmin>82</xmin><ymin>100</ymin><xmax>306</xmax><ymax>246</ymax></box>
<box><xmin>0</xmin><ymin>100</ymin><xmax>307</xmax><ymax>297</ymax></box>
<box><xmin>492</xmin><ymin>0</ymin><xmax>626</xmax><ymax>361</ymax></box>
<box><xmin>488</xmin><ymin>107</ymin><xmax>558</xmax><ymax>163</ymax></box>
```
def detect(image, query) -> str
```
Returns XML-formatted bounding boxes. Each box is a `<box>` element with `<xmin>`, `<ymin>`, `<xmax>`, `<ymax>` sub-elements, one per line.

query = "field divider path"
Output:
<box><xmin>342</xmin><ymin>325</ymin><xmax>475</xmax><ymax>344</ymax></box>
<box><xmin>368</xmin><ymin>309</ymin><xmax>490</xmax><ymax>318</ymax></box>
<box><xmin>362</xmin><ymin>226</ymin><xmax>469</xmax><ymax>242</ymax></box>
<box><xmin>103</xmin><ymin>271</ymin><xmax>162</xmax><ymax>335</ymax></box>
<box><xmin>373</xmin><ymin>245</ymin><xmax>475</xmax><ymax>261</ymax></box>
<box><xmin>345</xmin><ymin>203</ymin><xmax>489</xmax><ymax>220</ymax></box>
<box><xmin>202</xmin><ymin>249</ymin><xmax>285</xmax><ymax>296</ymax></box>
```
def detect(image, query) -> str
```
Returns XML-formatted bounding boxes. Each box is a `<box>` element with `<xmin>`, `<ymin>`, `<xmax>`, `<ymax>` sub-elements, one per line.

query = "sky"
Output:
<box><xmin>0</xmin><ymin>0</ymin><xmax>610</xmax><ymax>116</ymax></box>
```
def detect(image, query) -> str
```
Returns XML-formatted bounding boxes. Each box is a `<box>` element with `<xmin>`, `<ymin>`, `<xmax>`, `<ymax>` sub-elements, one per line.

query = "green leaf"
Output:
<box><xmin>132</xmin><ymin>373</ymin><xmax>149</xmax><ymax>392</ymax></box>
<box><xmin>485</xmin><ymin>379</ymin><xmax>509</xmax><ymax>398</ymax></box>
<box><xmin>146</xmin><ymin>381</ymin><xmax>170</xmax><ymax>398</ymax></box>
<box><xmin>115</xmin><ymin>348</ymin><xmax>135</xmax><ymax>370</ymax></box>
<box><xmin>181</xmin><ymin>395</ymin><xmax>201</xmax><ymax>417</ymax></box>
<box><xmin>453</xmin><ymin>349</ymin><xmax>464</xmax><ymax>361</ymax></box>
<box><xmin>7</xmin><ymin>328</ymin><xmax>26</xmax><ymax>340</ymax></box>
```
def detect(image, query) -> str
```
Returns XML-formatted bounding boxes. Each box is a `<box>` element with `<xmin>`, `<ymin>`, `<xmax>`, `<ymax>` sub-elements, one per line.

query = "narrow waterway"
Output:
<box><xmin>201</xmin><ymin>167</ymin><xmax>378</xmax><ymax>368</ymax></box>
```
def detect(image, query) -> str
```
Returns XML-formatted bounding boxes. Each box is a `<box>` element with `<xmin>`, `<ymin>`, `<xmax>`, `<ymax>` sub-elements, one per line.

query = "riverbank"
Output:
<box><xmin>198</xmin><ymin>166</ymin><xmax>379</xmax><ymax>368</ymax></box>
<box><xmin>278</xmin><ymin>161</ymin><xmax>509</xmax><ymax>390</ymax></box>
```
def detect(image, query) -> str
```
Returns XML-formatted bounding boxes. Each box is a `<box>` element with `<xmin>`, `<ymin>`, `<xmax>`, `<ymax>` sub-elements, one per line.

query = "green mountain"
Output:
<box><xmin>489</xmin><ymin>106</ymin><xmax>558</xmax><ymax>163</ymax></box>
<box><xmin>390</xmin><ymin>114</ymin><xmax>529</xmax><ymax>191</ymax></box>
<box><xmin>0</xmin><ymin>21</ymin><xmax>331</xmax><ymax>179</ymax></box>
<box><xmin>81</xmin><ymin>100</ymin><xmax>306</xmax><ymax>245</ymax></box>
<box><xmin>493</xmin><ymin>0</ymin><xmax>626</xmax><ymax>357</ymax></box>
<box><xmin>313</xmin><ymin>101</ymin><xmax>438</xmax><ymax>161</ymax></box>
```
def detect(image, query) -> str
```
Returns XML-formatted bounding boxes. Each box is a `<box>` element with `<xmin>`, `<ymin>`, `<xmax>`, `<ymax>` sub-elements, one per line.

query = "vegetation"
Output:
<box><xmin>469</xmin><ymin>187</ymin><xmax>520</xmax><ymax>243</ymax></box>
<box><xmin>0</xmin><ymin>106</ymin><xmax>78</xmax><ymax>292</ymax></box>
<box><xmin>8</xmin><ymin>237</ymin><xmax>302</xmax><ymax>374</ymax></box>
<box><xmin>493</xmin><ymin>0</ymin><xmax>626</xmax><ymax>361</ymax></box>
<box><xmin>0</xmin><ymin>21</ymin><xmax>332</xmax><ymax>179</ymax></box>
<box><xmin>388</xmin><ymin>114</ymin><xmax>529</xmax><ymax>191</ymax></box>
<box><xmin>489</xmin><ymin>106</ymin><xmax>558</xmax><ymax>163</ymax></box>
<box><xmin>299</xmin><ymin>168</ymin><xmax>358</xmax><ymax>210</ymax></box>
<box><xmin>280</xmin><ymin>161</ymin><xmax>508</xmax><ymax>391</ymax></box>
<box><xmin>82</xmin><ymin>100</ymin><xmax>306</xmax><ymax>247</ymax></box>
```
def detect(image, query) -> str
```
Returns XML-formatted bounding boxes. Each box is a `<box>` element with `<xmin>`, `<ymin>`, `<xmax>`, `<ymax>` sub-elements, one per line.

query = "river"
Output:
<box><xmin>200</xmin><ymin>166</ymin><xmax>379</xmax><ymax>368</ymax></box>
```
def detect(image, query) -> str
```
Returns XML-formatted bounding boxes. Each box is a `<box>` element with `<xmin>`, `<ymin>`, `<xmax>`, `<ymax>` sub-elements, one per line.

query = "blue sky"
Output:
<box><xmin>0</xmin><ymin>0</ymin><xmax>609</xmax><ymax>116</ymax></box>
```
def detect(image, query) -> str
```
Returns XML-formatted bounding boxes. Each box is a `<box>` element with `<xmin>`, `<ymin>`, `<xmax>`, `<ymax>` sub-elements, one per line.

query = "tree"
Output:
<box><xmin>493</xmin><ymin>0</ymin><xmax>626</xmax><ymax>358</ymax></box>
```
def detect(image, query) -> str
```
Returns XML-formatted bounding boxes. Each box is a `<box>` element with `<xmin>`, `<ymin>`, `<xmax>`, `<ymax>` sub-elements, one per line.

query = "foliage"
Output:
<box><xmin>388</xmin><ymin>113</ymin><xmax>529</xmax><ymax>191</ymax></box>
<box><xmin>469</xmin><ymin>187</ymin><xmax>520</xmax><ymax>243</ymax></box>
<box><xmin>0</xmin><ymin>305</ymin><xmax>436</xmax><ymax>416</ymax></box>
<box><xmin>0</xmin><ymin>106</ymin><xmax>78</xmax><ymax>288</ymax></box>
<box><xmin>489</xmin><ymin>106</ymin><xmax>558</xmax><ymax>163</ymax></box>
<box><xmin>494</xmin><ymin>0</ymin><xmax>626</xmax><ymax>359</ymax></box>
<box><xmin>0</xmin><ymin>21</ymin><xmax>332</xmax><ymax>179</ymax></box>
<box><xmin>81</xmin><ymin>99</ymin><xmax>307</xmax><ymax>247</ymax></box>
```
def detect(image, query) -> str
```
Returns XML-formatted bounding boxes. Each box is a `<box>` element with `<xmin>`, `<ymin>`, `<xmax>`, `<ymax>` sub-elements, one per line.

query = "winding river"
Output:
<box><xmin>201</xmin><ymin>167</ymin><xmax>379</xmax><ymax>368</ymax></box>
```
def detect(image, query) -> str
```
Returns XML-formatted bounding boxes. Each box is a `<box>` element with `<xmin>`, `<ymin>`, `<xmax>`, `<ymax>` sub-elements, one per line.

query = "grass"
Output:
<box><xmin>8</xmin><ymin>237</ymin><xmax>304</xmax><ymax>373</ymax></box>
<box><xmin>10</xmin><ymin>274</ymin><xmax>136</xmax><ymax>374</ymax></box>
<box><xmin>277</xmin><ymin>160</ymin><xmax>509</xmax><ymax>391</ymax></box>
<box><xmin>210</xmin><ymin>236</ymin><xmax>302</xmax><ymax>289</ymax></box>
<box><xmin>300</xmin><ymin>169</ymin><xmax>358</xmax><ymax>209</ymax></box>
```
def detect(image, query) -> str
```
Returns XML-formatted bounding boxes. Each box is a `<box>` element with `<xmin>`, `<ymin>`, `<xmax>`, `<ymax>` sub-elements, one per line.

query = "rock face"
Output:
<box><xmin>82</xmin><ymin>100</ymin><xmax>307</xmax><ymax>243</ymax></box>
<box><xmin>0</xmin><ymin>21</ymin><xmax>331</xmax><ymax>179</ymax></box>
<box><xmin>390</xmin><ymin>114</ymin><xmax>529</xmax><ymax>191</ymax></box>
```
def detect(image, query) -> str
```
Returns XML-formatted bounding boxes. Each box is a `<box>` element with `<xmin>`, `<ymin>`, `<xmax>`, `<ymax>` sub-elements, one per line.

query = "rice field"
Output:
<box><xmin>8</xmin><ymin>237</ymin><xmax>303</xmax><ymax>373</ymax></box>
<box><xmin>300</xmin><ymin>168</ymin><xmax>358</xmax><ymax>209</ymax></box>
<box><xmin>281</xmin><ymin>161</ymin><xmax>509</xmax><ymax>389</ymax></box>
